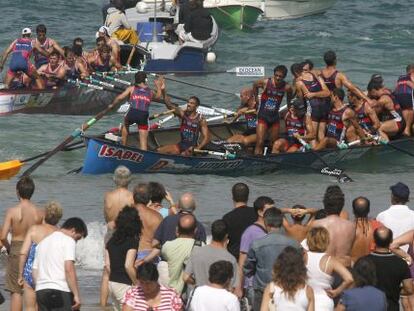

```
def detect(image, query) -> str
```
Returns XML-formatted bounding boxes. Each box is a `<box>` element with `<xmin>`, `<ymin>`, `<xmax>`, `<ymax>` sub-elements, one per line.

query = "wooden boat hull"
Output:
<box><xmin>81</xmin><ymin>121</ymin><xmax>414</xmax><ymax>175</ymax></box>
<box><xmin>206</xmin><ymin>4</ymin><xmax>263</xmax><ymax>30</ymax></box>
<box><xmin>0</xmin><ymin>86</ymin><xmax>117</xmax><ymax>115</ymax></box>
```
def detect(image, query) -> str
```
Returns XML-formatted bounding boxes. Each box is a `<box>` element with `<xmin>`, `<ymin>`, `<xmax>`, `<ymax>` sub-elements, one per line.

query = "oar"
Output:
<box><xmin>93</xmin><ymin>72</ymin><xmax>132</xmax><ymax>86</ymax></box>
<box><xmin>297</xmin><ymin>138</ymin><xmax>354</xmax><ymax>183</ymax></box>
<box><xmin>0</xmin><ymin>141</ymin><xmax>85</xmax><ymax>180</ymax></box>
<box><xmin>158</xmin><ymin>75</ymin><xmax>239</xmax><ymax>97</ymax></box>
<box><xmin>193</xmin><ymin>149</ymin><xmax>237</xmax><ymax>159</ymax></box>
<box><xmin>20</xmin><ymin>98</ymin><xmax>126</xmax><ymax>177</ymax></box>
<box><xmin>149</xmin><ymin>109</ymin><xmax>175</xmax><ymax>120</ymax></box>
<box><xmin>380</xmin><ymin>139</ymin><xmax>414</xmax><ymax>157</ymax></box>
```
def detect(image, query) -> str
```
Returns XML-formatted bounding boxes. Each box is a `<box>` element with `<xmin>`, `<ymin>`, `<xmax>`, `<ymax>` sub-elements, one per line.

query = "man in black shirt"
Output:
<box><xmin>222</xmin><ymin>183</ymin><xmax>256</xmax><ymax>260</ymax></box>
<box><xmin>367</xmin><ymin>227</ymin><xmax>414</xmax><ymax>311</ymax></box>
<box><xmin>177</xmin><ymin>0</ymin><xmax>213</xmax><ymax>42</ymax></box>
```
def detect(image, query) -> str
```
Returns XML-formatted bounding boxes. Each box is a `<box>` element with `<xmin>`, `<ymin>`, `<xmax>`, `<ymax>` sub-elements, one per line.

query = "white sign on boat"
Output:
<box><xmin>235</xmin><ymin>66</ymin><xmax>265</xmax><ymax>77</ymax></box>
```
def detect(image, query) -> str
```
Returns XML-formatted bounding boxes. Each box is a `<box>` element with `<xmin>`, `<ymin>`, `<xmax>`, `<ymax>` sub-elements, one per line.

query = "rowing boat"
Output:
<box><xmin>81</xmin><ymin>121</ymin><xmax>414</xmax><ymax>175</ymax></box>
<box><xmin>0</xmin><ymin>85</ymin><xmax>117</xmax><ymax>115</ymax></box>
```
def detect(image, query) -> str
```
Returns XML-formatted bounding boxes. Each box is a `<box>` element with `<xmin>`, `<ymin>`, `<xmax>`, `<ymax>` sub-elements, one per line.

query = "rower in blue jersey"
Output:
<box><xmin>63</xmin><ymin>48</ymin><xmax>89</xmax><ymax>81</ymax></box>
<box><xmin>314</xmin><ymin>88</ymin><xmax>366</xmax><ymax>151</ymax></box>
<box><xmin>0</xmin><ymin>28</ymin><xmax>47</xmax><ymax>89</ymax></box>
<box><xmin>87</xmin><ymin>43</ymin><xmax>120</xmax><ymax>73</ymax></box>
<box><xmin>157</xmin><ymin>77</ymin><xmax>211</xmax><ymax>156</ymax></box>
<box><xmin>109</xmin><ymin>72</ymin><xmax>163</xmax><ymax>150</ymax></box>
<box><xmin>227</xmin><ymin>87</ymin><xmax>258</xmax><ymax>146</ymax></box>
<box><xmin>252</xmin><ymin>65</ymin><xmax>293</xmax><ymax>155</ymax></box>
<box><xmin>394</xmin><ymin>64</ymin><xmax>414</xmax><ymax>136</ymax></box>
<box><xmin>272</xmin><ymin>98</ymin><xmax>315</xmax><ymax>153</ymax></box>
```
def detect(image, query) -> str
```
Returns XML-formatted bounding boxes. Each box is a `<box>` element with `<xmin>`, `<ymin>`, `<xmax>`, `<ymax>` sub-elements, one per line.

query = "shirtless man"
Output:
<box><xmin>320</xmin><ymin>50</ymin><xmax>372</xmax><ymax>103</ymax></box>
<box><xmin>314</xmin><ymin>88</ymin><xmax>366</xmax><ymax>151</ymax></box>
<box><xmin>350</xmin><ymin>196</ymin><xmax>382</xmax><ymax>263</ymax></box>
<box><xmin>368</xmin><ymin>78</ymin><xmax>405</xmax><ymax>141</ymax></box>
<box><xmin>394</xmin><ymin>64</ymin><xmax>414</xmax><ymax>136</ymax></box>
<box><xmin>310</xmin><ymin>185</ymin><xmax>356</xmax><ymax>267</ymax></box>
<box><xmin>132</xmin><ymin>183</ymin><xmax>163</xmax><ymax>259</ymax></box>
<box><xmin>0</xmin><ymin>176</ymin><xmax>44</xmax><ymax>311</ymax></box>
<box><xmin>282</xmin><ymin>204</ymin><xmax>315</xmax><ymax>243</ymax></box>
<box><xmin>227</xmin><ymin>87</ymin><xmax>258</xmax><ymax>146</ymax></box>
<box><xmin>32</xmin><ymin>24</ymin><xmax>65</xmax><ymax>69</ymax></box>
<box><xmin>252</xmin><ymin>65</ymin><xmax>293</xmax><ymax>155</ymax></box>
<box><xmin>295</xmin><ymin>63</ymin><xmax>330</xmax><ymax>142</ymax></box>
<box><xmin>37</xmin><ymin>51</ymin><xmax>66</xmax><ymax>89</ymax></box>
<box><xmin>101</xmin><ymin>165</ymin><xmax>133</xmax><ymax>307</ymax></box>
<box><xmin>97</xmin><ymin>26</ymin><xmax>121</xmax><ymax>68</ymax></box>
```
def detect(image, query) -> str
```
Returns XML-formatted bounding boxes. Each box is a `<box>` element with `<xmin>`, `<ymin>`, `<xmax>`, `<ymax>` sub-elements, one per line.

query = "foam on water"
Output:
<box><xmin>76</xmin><ymin>222</ymin><xmax>107</xmax><ymax>270</ymax></box>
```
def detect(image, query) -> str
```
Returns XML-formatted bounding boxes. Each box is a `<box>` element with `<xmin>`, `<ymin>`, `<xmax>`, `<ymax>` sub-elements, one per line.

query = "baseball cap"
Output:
<box><xmin>22</xmin><ymin>28</ymin><xmax>32</xmax><ymax>35</ymax></box>
<box><xmin>98</xmin><ymin>26</ymin><xmax>109</xmax><ymax>35</ymax></box>
<box><xmin>390</xmin><ymin>182</ymin><xmax>410</xmax><ymax>200</ymax></box>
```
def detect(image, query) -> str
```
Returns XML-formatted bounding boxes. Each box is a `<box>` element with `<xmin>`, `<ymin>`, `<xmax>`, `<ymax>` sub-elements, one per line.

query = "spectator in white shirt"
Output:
<box><xmin>32</xmin><ymin>217</ymin><xmax>88</xmax><ymax>311</ymax></box>
<box><xmin>376</xmin><ymin>182</ymin><xmax>414</xmax><ymax>251</ymax></box>
<box><xmin>189</xmin><ymin>260</ymin><xmax>240</xmax><ymax>311</ymax></box>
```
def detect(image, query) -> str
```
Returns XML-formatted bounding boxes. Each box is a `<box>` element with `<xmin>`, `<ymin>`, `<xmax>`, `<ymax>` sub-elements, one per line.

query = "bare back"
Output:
<box><xmin>2</xmin><ymin>200</ymin><xmax>44</xmax><ymax>242</ymax></box>
<box><xmin>351</xmin><ymin>219</ymin><xmax>378</xmax><ymax>262</ymax></box>
<box><xmin>31</xmin><ymin>223</ymin><xmax>58</xmax><ymax>244</ymax></box>
<box><xmin>136</xmin><ymin>204</ymin><xmax>163</xmax><ymax>251</ymax></box>
<box><xmin>104</xmin><ymin>188</ymin><xmax>134</xmax><ymax>224</ymax></box>
<box><xmin>311</xmin><ymin>215</ymin><xmax>355</xmax><ymax>265</ymax></box>
<box><xmin>285</xmin><ymin>224</ymin><xmax>309</xmax><ymax>243</ymax></box>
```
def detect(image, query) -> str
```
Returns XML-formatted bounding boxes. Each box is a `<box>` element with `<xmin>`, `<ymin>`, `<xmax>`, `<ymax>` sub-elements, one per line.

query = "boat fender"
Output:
<box><xmin>136</xmin><ymin>2</ymin><xmax>148</xmax><ymax>13</ymax></box>
<box><xmin>206</xmin><ymin>52</ymin><xmax>216</xmax><ymax>64</ymax></box>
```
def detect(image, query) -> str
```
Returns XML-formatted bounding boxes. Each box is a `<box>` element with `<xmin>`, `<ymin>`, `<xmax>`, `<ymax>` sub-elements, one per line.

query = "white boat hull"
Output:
<box><xmin>245</xmin><ymin>0</ymin><xmax>337</xmax><ymax>19</ymax></box>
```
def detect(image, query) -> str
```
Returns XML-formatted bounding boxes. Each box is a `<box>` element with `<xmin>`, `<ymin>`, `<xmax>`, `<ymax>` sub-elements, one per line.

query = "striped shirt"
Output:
<box><xmin>123</xmin><ymin>284</ymin><xmax>183</xmax><ymax>311</ymax></box>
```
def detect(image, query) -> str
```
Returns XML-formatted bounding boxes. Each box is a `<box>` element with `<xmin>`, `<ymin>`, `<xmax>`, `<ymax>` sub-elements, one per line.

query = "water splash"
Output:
<box><xmin>76</xmin><ymin>221</ymin><xmax>107</xmax><ymax>270</ymax></box>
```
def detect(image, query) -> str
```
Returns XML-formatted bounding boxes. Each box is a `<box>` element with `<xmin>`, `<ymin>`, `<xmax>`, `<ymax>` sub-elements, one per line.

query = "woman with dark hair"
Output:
<box><xmin>261</xmin><ymin>246</ymin><xmax>315</xmax><ymax>311</ymax></box>
<box><xmin>105</xmin><ymin>206</ymin><xmax>141</xmax><ymax>310</ymax></box>
<box><xmin>335</xmin><ymin>256</ymin><xmax>386</xmax><ymax>311</ymax></box>
<box><xmin>122</xmin><ymin>262</ymin><xmax>182</xmax><ymax>311</ymax></box>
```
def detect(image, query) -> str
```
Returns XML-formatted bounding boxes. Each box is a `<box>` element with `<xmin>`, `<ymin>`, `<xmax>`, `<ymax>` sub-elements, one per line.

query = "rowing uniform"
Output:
<box><xmin>379</xmin><ymin>90</ymin><xmax>404</xmax><ymax>132</ymax></box>
<box><xmin>243</xmin><ymin>112</ymin><xmax>257</xmax><ymax>136</ymax></box>
<box><xmin>91</xmin><ymin>54</ymin><xmax>111</xmax><ymax>72</ymax></box>
<box><xmin>65</xmin><ymin>62</ymin><xmax>81</xmax><ymax>80</ymax></box>
<box><xmin>178</xmin><ymin>113</ymin><xmax>202</xmax><ymax>152</ymax></box>
<box><xmin>285</xmin><ymin>111</ymin><xmax>306</xmax><ymax>148</ymax></box>
<box><xmin>394</xmin><ymin>74</ymin><xmax>414</xmax><ymax>111</ymax></box>
<box><xmin>326</xmin><ymin>106</ymin><xmax>347</xmax><ymax>142</ymax></box>
<box><xmin>258</xmin><ymin>78</ymin><xmax>286</xmax><ymax>128</ymax></box>
<box><xmin>40</xmin><ymin>62</ymin><xmax>64</xmax><ymax>89</ymax></box>
<box><xmin>321</xmin><ymin>70</ymin><xmax>338</xmax><ymax>92</ymax></box>
<box><xmin>355</xmin><ymin>102</ymin><xmax>375</xmax><ymax>134</ymax></box>
<box><xmin>125</xmin><ymin>86</ymin><xmax>152</xmax><ymax>130</ymax></box>
<box><xmin>32</xmin><ymin>38</ymin><xmax>51</xmax><ymax>69</ymax></box>
<box><xmin>8</xmin><ymin>38</ymin><xmax>35</xmax><ymax>76</ymax></box>
<box><xmin>303</xmin><ymin>74</ymin><xmax>330</xmax><ymax>122</ymax></box>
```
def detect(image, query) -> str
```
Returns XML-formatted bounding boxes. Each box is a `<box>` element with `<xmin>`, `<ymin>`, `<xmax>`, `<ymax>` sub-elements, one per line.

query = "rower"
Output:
<box><xmin>314</xmin><ymin>88</ymin><xmax>366</xmax><ymax>151</ymax></box>
<box><xmin>320</xmin><ymin>50</ymin><xmax>372</xmax><ymax>104</ymax></box>
<box><xmin>87</xmin><ymin>44</ymin><xmax>120</xmax><ymax>73</ymax></box>
<box><xmin>252</xmin><ymin>65</ymin><xmax>293</xmax><ymax>155</ymax></box>
<box><xmin>109</xmin><ymin>72</ymin><xmax>163</xmax><ymax>150</ymax></box>
<box><xmin>347</xmin><ymin>89</ymin><xmax>381</xmax><ymax>142</ymax></box>
<box><xmin>272</xmin><ymin>97</ymin><xmax>315</xmax><ymax>153</ymax></box>
<box><xmin>32</xmin><ymin>24</ymin><xmax>65</xmax><ymax>69</ymax></box>
<box><xmin>226</xmin><ymin>87</ymin><xmax>258</xmax><ymax>146</ymax></box>
<box><xmin>64</xmin><ymin>48</ymin><xmax>89</xmax><ymax>80</ymax></box>
<box><xmin>97</xmin><ymin>26</ymin><xmax>121</xmax><ymax>68</ymax></box>
<box><xmin>302</xmin><ymin>59</ymin><xmax>321</xmax><ymax>76</ymax></box>
<box><xmin>367</xmin><ymin>77</ymin><xmax>404</xmax><ymax>141</ymax></box>
<box><xmin>0</xmin><ymin>28</ymin><xmax>46</xmax><ymax>89</ymax></box>
<box><xmin>9</xmin><ymin>71</ymin><xmax>32</xmax><ymax>90</ymax></box>
<box><xmin>393</xmin><ymin>64</ymin><xmax>414</xmax><ymax>136</ymax></box>
<box><xmin>157</xmin><ymin>78</ymin><xmax>211</xmax><ymax>156</ymax></box>
<box><xmin>38</xmin><ymin>51</ymin><xmax>66</xmax><ymax>89</ymax></box>
<box><xmin>72</xmin><ymin>37</ymin><xmax>89</xmax><ymax>67</ymax></box>
<box><xmin>295</xmin><ymin>62</ymin><xmax>330</xmax><ymax>142</ymax></box>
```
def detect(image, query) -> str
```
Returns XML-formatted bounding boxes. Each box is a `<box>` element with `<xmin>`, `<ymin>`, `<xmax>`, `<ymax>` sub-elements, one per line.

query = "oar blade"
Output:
<box><xmin>0</xmin><ymin>160</ymin><xmax>23</xmax><ymax>180</ymax></box>
<box><xmin>319</xmin><ymin>166</ymin><xmax>353</xmax><ymax>183</ymax></box>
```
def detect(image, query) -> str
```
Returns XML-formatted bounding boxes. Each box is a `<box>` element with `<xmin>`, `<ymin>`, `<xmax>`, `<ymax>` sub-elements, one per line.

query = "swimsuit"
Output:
<box><xmin>8</xmin><ymin>38</ymin><xmax>34</xmax><ymax>77</ymax></box>
<box><xmin>33</xmin><ymin>38</ymin><xmax>51</xmax><ymax>69</ymax></box>
<box><xmin>242</xmin><ymin>112</ymin><xmax>257</xmax><ymax>136</ymax></box>
<box><xmin>23</xmin><ymin>243</ymin><xmax>37</xmax><ymax>288</ymax></box>
<box><xmin>303</xmin><ymin>74</ymin><xmax>330</xmax><ymax>123</ymax></box>
<box><xmin>326</xmin><ymin>106</ymin><xmax>347</xmax><ymax>142</ymax></box>
<box><xmin>285</xmin><ymin>111</ymin><xmax>306</xmax><ymax>148</ymax></box>
<box><xmin>258</xmin><ymin>78</ymin><xmax>285</xmax><ymax>128</ymax></box>
<box><xmin>394</xmin><ymin>74</ymin><xmax>413</xmax><ymax>111</ymax></box>
<box><xmin>125</xmin><ymin>86</ymin><xmax>153</xmax><ymax>130</ymax></box>
<box><xmin>178</xmin><ymin>113</ymin><xmax>201</xmax><ymax>152</ymax></box>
